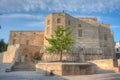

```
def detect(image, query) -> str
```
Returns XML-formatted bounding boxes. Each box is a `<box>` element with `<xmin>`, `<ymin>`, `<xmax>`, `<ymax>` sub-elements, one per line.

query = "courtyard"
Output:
<box><xmin>0</xmin><ymin>71</ymin><xmax>120</xmax><ymax>80</ymax></box>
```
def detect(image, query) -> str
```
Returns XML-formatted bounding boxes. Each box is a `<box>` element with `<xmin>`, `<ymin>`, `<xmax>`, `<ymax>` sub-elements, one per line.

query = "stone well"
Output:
<box><xmin>36</xmin><ymin>62</ymin><xmax>96</xmax><ymax>76</ymax></box>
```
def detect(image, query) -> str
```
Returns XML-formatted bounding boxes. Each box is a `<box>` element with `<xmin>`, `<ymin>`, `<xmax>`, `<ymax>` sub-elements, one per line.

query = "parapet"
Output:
<box><xmin>78</xmin><ymin>18</ymin><xmax>98</xmax><ymax>23</ymax></box>
<box><xmin>99</xmin><ymin>24</ymin><xmax>110</xmax><ymax>29</ymax></box>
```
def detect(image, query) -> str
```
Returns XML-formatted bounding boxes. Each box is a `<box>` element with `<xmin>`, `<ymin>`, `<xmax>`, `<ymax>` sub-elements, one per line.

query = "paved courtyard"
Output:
<box><xmin>0</xmin><ymin>62</ymin><xmax>120</xmax><ymax>80</ymax></box>
<box><xmin>0</xmin><ymin>71</ymin><xmax>120</xmax><ymax>80</ymax></box>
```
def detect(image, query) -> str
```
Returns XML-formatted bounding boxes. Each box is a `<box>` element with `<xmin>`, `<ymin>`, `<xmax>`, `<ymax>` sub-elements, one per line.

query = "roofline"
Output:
<box><xmin>10</xmin><ymin>30</ymin><xmax>44</xmax><ymax>32</ymax></box>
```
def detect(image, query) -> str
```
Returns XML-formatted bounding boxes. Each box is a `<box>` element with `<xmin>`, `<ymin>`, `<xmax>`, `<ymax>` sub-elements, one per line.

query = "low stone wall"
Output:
<box><xmin>3</xmin><ymin>44</ymin><xmax>20</xmax><ymax>63</ymax></box>
<box><xmin>36</xmin><ymin>62</ymin><xmax>96</xmax><ymax>76</ymax></box>
<box><xmin>91</xmin><ymin>59</ymin><xmax>118</xmax><ymax>72</ymax></box>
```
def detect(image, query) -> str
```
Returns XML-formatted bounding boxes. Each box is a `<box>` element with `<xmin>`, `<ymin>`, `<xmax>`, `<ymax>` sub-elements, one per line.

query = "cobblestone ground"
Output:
<box><xmin>0</xmin><ymin>63</ymin><xmax>120</xmax><ymax>80</ymax></box>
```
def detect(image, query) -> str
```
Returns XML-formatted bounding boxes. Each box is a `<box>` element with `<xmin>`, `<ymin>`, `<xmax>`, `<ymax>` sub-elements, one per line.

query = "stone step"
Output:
<box><xmin>12</xmin><ymin>62</ymin><xmax>36</xmax><ymax>71</ymax></box>
<box><xmin>13</xmin><ymin>68</ymin><xmax>35</xmax><ymax>71</ymax></box>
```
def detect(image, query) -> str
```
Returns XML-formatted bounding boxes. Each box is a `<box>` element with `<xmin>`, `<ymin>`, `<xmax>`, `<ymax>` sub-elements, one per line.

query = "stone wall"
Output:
<box><xmin>3</xmin><ymin>44</ymin><xmax>20</xmax><ymax>63</ymax></box>
<box><xmin>9</xmin><ymin>31</ymin><xmax>44</xmax><ymax>46</ymax></box>
<box><xmin>17</xmin><ymin>44</ymin><xmax>41</xmax><ymax>62</ymax></box>
<box><xmin>44</xmin><ymin>12</ymin><xmax>114</xmax><ymax>60</ymax></box>
<box><xmin>36</xmin><ymin>62</ymin><xmax>96</xmax><ymax>76</ymax></box>
<box><xmin>91</xmin><ymin>59</ymin><xmax>117</xmax><ymax>72</ymax></box>
<box><xmin>99</xmin><ymin>24</ymin><xmax>114</xmax><ymax>58</ymax></box>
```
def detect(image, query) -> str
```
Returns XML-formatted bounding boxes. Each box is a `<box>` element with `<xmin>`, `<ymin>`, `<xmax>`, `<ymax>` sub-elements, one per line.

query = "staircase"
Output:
<box><xmin>12</xmin><ymin>62</ymin><xmax>36</xmax><ymax>71</ymax></box>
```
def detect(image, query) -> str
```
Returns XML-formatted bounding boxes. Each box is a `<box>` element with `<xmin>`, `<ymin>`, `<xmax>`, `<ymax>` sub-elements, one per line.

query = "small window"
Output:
<box><xmin>46</xmin><ymin>27</ymin><xmax>49</xmax><ymax>34</ymax></box>
<box><xmin>78</xmin><ymin>29</ymin><xmax>82</xmax><ymax>37</ymax></box>
<box><xmin>104</xmin><ymin>34</ymin><xmax>107</xmax><ymax>41</ymax></box>
<box><xmin>57</xmin><ymin>18</ymin><xmax>61</xmax><ymax>23</ymax></box>
<box><xmin>14</xmin><ymin>34</ymin><xmax>16</xmax><ymax>37</ymax></box>
<box><xmin>68</xmin><ymin>20</ymin><xmax>70</xmax><ymax>25</ymax></box>
<box><xmin>47</xmin><ymin>20</ymin><xmax>50</xmax><ymax>25</ymax></box>
<box><xmin>117</xmin><ymin>48</ymin><xmax>119</xmax><ymax>52</ymax></box>
<box><xmin>78</xmin><ymin>24</ymin><xmax>82</xmax><ymax>27</ymax></box>
<box><xmin>13</xmin><ymin>39</ymin><xmax>16</xmax><ymax>45</ymax></box>
<box><xmin>34</xmin><ymin>32</ymin><xmax>35</xmax><ymax>34</ymax></box>
<box><xmin>26</xmin><ymin>40</ymin><xmax>29</xmax><ymax>45</ymax></box>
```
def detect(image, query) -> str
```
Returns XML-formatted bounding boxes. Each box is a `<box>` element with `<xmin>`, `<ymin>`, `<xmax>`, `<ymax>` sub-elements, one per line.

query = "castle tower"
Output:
<box><xmin>44</xmin><ymin>12</ymin><xmax>114</xmax><ymax>61</ymax></box>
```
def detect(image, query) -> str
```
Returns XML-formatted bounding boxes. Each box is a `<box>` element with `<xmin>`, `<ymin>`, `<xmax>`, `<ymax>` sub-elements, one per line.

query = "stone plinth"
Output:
<box><xmin>36</xmin><ymin>62</ymin><xmax>96</xmax><ymax>76</ymax></box>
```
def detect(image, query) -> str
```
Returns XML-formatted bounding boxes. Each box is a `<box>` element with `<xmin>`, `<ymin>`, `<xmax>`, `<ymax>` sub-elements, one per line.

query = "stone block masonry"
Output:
<box><xmin>36</xmin><ymin>62</ymin><xmax>96</xmax><ymax>76</ymax></box>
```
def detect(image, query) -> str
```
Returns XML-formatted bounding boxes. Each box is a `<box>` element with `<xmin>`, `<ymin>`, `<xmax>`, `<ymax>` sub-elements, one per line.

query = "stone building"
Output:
<box><xmin>115</xmin><ymin>41</ymin><xmax>120</xmax><ymax>53</ymax></box>
<box><xmin>3</xmin><ymin>31</ymin><xmax>44</xmax><ymax>63</ymax></box>
<box><xmin>9</xmin><ymin>31</ymin><xmax>44</xmax><ymax>46</ymax></box>
<box><xmin>44</xmin><ymin>12</ymin><xmax>114</xmax><ymax>61</ymax></box>
<box><xmin>2</xmin><ymin>12</ymin><xmax>115</xmax><ymax>63</ymax></box>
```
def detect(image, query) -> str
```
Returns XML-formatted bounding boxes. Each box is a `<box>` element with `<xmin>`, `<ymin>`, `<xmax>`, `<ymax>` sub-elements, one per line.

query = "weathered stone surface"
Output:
<box><xmin>17</xmin><ymin>44</ymin><xmax>41</xmax><ymax>62</ymax></box>
<box><xmin>91</xmin><ymin>59</ymin><xmax>118</xmax><ymax>72</ymax></box>
<box><xmin>36</xmin><ymin>62</ymin><xmax>96</xmax><ymax>76</ymax></box>
<box><xmin>3</xmin><ymin>44</ymin><xmax>20</xmax><ymax>63</ymax></box>
<box><xmin>2</xmin><ymin>12</ymin><xmax>114</xmax><ymax>63</ymax></box>
<box><xmin>9</xmin><ymin>31</ymin><xmax>44</xmax><ymax>46</ymax></box>
<box><xmin>44</xmin><ymin>12</ymin><xmax>114</xmax><ymax>60</ymax></box>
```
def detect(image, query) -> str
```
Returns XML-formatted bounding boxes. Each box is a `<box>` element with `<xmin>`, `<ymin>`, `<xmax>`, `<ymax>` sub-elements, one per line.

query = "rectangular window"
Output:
<box><xmin>13</xmin><ymin>39</ymin><xmax>16</xmax><ymax>45</ymax></box>
<box><xmin>78</xmin><ymin>24</ymin><xmax>82</xmax><ymax>27</ymax></box>
<box><xmin>68</xmin><ymin>20</ymin><xmax>70</xmax><ymax>25</ymax></box>
<box><xmin>78</xmin><ymin>29</ymin><xmax>82</xmax><ymax>37</ymax></box>
<box><xmin>14</xmin><ymin>34</ymin><xmax>16</xmax><ymax>37</ymax></box>
<box><xmin>26</xmin><ymin>40</ymin><xmax>29</xmax><ymax>45</ymax></box>
<box><xmin>57</xmin><ymin>18</ymin><xmax>61</xmax><ymax>23</ymax></box>
<box><xmin>46</xmin><ymin>27</ymin><xmax>49</xmax><ymax>34</ymax></box>
<box><xmin>47</xmin><ymin>20</ymin><xmax>50</xmax><ymax>25</ymax></box>
<box><xmin>104</xmin><ymin>34</ymin><xmax>107</xmax><ymax>41</ymax></box>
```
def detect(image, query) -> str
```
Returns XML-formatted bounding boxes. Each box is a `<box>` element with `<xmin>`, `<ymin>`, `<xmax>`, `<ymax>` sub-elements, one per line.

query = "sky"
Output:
<box><xmin>0</xmin><ymin>0</ymin><xmax>120</xmax><ymax>43</ymax></box>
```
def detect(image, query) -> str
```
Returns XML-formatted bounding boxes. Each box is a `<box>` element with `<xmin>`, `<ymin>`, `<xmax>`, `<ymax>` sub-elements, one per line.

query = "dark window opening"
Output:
<box><xmin>78</xmin><ymin>29</ymin><xmax>82</xmax><ymax>37</ymax></box>
<box><xmin>78</xmin><ymin>24</ymin><xmax>82</xmax><ymax>27</ymax></box>
<box><xmin>117</xmin><ymin>48</ymin><xmax>119</xmax><ymax>52</ymax></box>
<box><xmin>26</xmin><ymin>40</ymin><xmax>29</xmax><ymax>45</ymax></box>
<box><xmin>46</xmin><ymin>27</ymin><xmax>49</xmax><ymax>34</ymax></box>
<box><xmin>25</xmin><ymin>54</ymin><xmax>28</xmax><ymax>57</ymax></box>
<box><xmin>13</xmin><ymin>39</ymin><xmax>16</xmax><ymax>45</ymax></box>
<box><xmin>104</xmin><ymin>34</ymin><xmax>107</xmax><ymax>41</ymax></box>
<box><xmin>47</xmin><ymin>20</ymin><xmax>50</xmax><ymax>25</ymax></box>
<box><xmin>14</xmin><ymin>34</ymin><xmax>16</xmax><ymax>37</ymax></box>
<box><xmin>68</xmin><ymin>20</ymin><xmax>71</xmax><ymax>25</ymax></box>
<box><xmin>57</xmin><ymin>18</ymin><xmax>61</xmax><ymax>23</ymax></box>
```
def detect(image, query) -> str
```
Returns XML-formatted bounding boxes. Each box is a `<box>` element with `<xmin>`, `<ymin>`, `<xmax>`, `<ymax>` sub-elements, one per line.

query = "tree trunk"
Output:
<box><xmin>60</xmin><ymin>50</ymin><xmax>62</xmax><ymax>62</ymax></box>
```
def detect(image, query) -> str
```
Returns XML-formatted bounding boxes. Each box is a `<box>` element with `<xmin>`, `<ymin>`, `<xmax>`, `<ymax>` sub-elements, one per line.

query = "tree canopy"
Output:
<box><xmin>0</xmin><ymin>39</ymin><xmax>8</xmax><ymax>52</ymax></box>
<box><xmin>45</xmin><ymin>26</ymin><xmax>75</xmax><ymax>61</ymax></box>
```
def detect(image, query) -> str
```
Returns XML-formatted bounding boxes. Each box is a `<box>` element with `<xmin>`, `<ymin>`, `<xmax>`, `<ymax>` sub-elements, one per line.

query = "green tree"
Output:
<box><xmin>45</xmin><ymin>26</ymin><xmax>75</xmax><ymax>61</ymax></box>
<box><xmin>0</xmin><ymin>39</ymin><xmax>8</xmax><ymax>52</ymax></box>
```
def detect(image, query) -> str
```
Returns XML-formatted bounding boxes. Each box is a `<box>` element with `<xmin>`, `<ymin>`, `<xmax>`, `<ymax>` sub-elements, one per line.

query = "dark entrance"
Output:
<box><xmin>113</xmin><ymin>53</ymin><xmax>120</xmax><ymax>67</ymax></box>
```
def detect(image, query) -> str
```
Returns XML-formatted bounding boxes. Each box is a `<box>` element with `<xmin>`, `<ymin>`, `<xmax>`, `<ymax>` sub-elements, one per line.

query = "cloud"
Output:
<box><xmin>0</xmin><ymin>13</ymin><xmax>44</xmax><ymax>20</ymax></box>
<box><xmin>111</xmin><ymin>25</ymin><xmax>120</xmax><ymax>29</ymax></box>
<box><xmin>0</xmin><ymin>0</ymin><xmax>120</xmax><ymax>13</ymax></box>
<box><xmin>25</xmin><ymin>21</ymin><xmax>44</xmax><ymax>27</ymax></box>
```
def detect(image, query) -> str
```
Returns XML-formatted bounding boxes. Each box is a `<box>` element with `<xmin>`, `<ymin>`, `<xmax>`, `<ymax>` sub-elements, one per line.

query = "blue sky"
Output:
<box><xmin>0</xmin><ymin>0</ymin><xmax>120</xmax><ymax>43</ymax></box>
